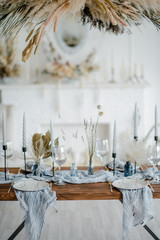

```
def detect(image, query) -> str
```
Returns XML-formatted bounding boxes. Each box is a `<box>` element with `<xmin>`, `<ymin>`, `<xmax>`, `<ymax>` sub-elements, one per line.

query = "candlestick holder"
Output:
<box><xmin>134</xmin><ymin>136</ymin><xmax>138</xmax><ymax>173</ymax></box>
<box><xmin>52</xmin><ymin>151</ymin><xmax>55</xmax><ymax>177</ymax></box>
<box><xmin>154</xmin><ymin>136</ymin><xmax>159</xmax><ymax>167</ymax></box>
<box><xmin>112</xmin><ymin>153</ymin><xmax>116</xmax><ymax>175</ymax></box>
<box><xmin>22</xmin><ymin>147</ymin><xmax>27</xmax><ymax>177</ymax></box>
<box><xmin>3</xmin><ymin>145</ymin><xmax>7</xmax><ymax>180</ymax></box>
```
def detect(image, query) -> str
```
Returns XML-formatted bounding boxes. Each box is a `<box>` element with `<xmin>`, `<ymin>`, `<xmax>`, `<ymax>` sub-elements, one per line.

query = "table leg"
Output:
<box><xmin>7</xmin><ymin>220</ymin><xmax>25</xmax><ymax>240</ymax></box>
<box><xmin>119</xmin><ymin>200</ymin><xmax>159</xmax><ymax>240</ymax></box>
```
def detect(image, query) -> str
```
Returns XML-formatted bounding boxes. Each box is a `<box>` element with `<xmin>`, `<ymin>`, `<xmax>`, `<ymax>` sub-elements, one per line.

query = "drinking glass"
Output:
<box><xmin>148</xmin><ymin>144</ymin><xmax>160</xmax><ymax>167</ymax></box>
<box><xmin>95</xmin><ymin>139</ymin><xmax>109</xmax><ymax>171</ymax></box>
<box><xmin>0</xmin><ymin>141</ymin><xmax>13</xmax><ymax>178</ymax></box>
<box><xmin>54</xmin><ymin>145</ymin><xmax>67</xmax><ymax>185</ymax></box>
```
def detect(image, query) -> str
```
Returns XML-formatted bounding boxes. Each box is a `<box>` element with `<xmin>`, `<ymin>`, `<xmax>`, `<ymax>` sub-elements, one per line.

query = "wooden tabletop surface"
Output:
<box><xmin>0</xmin><ymin>167</ymin><xmax>160</xmax><ymax>201</ymax></box>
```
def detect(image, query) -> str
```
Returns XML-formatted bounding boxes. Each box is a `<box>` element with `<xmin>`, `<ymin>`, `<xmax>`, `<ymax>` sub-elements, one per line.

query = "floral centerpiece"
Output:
<box><xmin>42</xmin><ymin>43</ymin><xmax>99</xmax><ymax>82</ymax></box>
<box><xmin>83</xmin><ymin>105</ymin><xmax>103</xmax><ymax>175</ymax></box>
<box><xmin>0</xmin><ymin>36</ymin><xmax>20</xmax><ymax>80</ymax></box>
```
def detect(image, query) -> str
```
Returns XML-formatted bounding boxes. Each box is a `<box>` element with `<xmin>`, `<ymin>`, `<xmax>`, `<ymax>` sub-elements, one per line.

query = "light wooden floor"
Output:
<box><xmin>0</xmin><ymin>200</ymin><xmax>160</xmax><ymax>240</ymax></box>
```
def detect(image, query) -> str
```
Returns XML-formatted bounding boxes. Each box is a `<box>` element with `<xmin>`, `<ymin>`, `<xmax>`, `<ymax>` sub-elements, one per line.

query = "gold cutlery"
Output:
<box><xmin>17</xmin><ymin>168</ymin><xmax>21</xmax><ymax>174</ymax></box>
<box><xmin>8</xmin><ymin>168</ymin><xmax>21</xmax><ymax>194</ymax></box>
<box><xmin>109</xmin><ymin>182</ymin><xmax>113</xmax><ymax>193</ymax></box>
<box><xmin>49</xmin><ymin>182</ymin><xmax>53</xmax><ymax>192</ymax></box>
<box><xmin>8</xmin><ymin>181</ymin><xmax>14</xmax><ymax>194</ymax></box>
<box><xmin>104</xmin><ymin>165</ymin><xmax>110</xmax><ymax>171</ymax></box>
<box><xmin>147</xmin><ymin>181</ymin><xmax>154</xmax><ymax>192</ymax></box>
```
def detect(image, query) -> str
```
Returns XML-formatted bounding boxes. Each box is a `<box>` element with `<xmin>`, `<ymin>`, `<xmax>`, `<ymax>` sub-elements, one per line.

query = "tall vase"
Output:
<box><xmin>87</xmin><ymin>154</ymin><xmax>94</xmax><ymax>175</ymax></box>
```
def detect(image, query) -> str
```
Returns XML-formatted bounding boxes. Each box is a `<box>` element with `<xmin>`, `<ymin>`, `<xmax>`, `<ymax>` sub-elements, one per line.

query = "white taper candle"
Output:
<box><xmin>134</xmin><ymin>103</ymin><xmax>138</xmax><ymax>138</ymax></box>
<box><xmin>113</xmin><ymin>120</ymin><xmax>116</xmax><ymax>154</ymax></box>
<box><xmin>155</xmin><ymin>105</ymin><xmax>158</xmax><ymax>137</ymax></box>
<box><xmin>2</xmin><ymin>113</ymin><xmax>6</xmax><ymax>146</ymax></box>
<box><xmin>50</xmin><ymin>120</ymin><xmax>54</xmax><ymax>150</ymax></box>
<box><xmin>22</xmin><ymin>113</ymin><xmax>26</xmax><ymax>148</ymax></box>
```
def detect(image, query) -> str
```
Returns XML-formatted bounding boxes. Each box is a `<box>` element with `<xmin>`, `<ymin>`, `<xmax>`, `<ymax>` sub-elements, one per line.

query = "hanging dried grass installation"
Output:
<box><xmin>0</xmin><ymin>0</ymin><xmax>160</xmax><ymax>61</ymax></box>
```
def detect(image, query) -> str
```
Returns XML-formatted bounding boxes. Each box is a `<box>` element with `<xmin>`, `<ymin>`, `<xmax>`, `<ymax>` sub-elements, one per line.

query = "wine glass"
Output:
<box><xmin>0</xmin><ymin>141</ymin><xmax>13</xmax><ymax>179</ymax></box>
<box><xmin>95</xmin><ymin>139</ymin><xmax>109</xmax><ymax>171</ymax></box>
<box><xmin>54</xmin><ymin>145</ymin><xmax>67</xmax><ymax>185</ymax></box>
<box><xmin>148</xmin><ymin>144</ymin><xmax>160</xmax><ymax>167</ymax></box>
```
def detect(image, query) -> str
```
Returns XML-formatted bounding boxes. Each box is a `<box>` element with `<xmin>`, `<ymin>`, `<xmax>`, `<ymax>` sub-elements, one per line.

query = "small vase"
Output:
<box><xmin>70</xmin><ymin>162</ymin><xmax>78</xmax><ymax>177</ymax></box>
<box><xmin>124</xmin><ymin>161</ymin><xmax>133</xmax><ymax>177</ymax></box>
<box><xmin>87</xmin><ymin>155</ymin><xmax>94</xmax><ymax>175</ymax></box>
<box><xmin>33</xmin><ymin>158</ymin><xmax>45</xmax><ymax>177</ymax></box>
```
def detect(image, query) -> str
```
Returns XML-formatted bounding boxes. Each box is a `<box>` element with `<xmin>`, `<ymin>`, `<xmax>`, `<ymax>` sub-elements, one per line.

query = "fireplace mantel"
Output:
<box><xmin>0</xmin><ymin>82</ymin><xmax>150</xmax><ymax>150</ymax></box>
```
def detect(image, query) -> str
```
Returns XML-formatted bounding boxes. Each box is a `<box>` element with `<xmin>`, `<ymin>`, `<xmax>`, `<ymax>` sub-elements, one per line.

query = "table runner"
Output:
<box><xmin>14</xmin><ymin>179</ymin><xmax>57</xmax><ymax>240</ymax></box>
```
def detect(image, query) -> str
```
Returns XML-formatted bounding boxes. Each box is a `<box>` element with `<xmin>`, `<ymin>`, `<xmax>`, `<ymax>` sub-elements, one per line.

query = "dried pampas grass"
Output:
<box><xmin>119</xmin><ymin>137</ymin><xmax>149</xmax><ymax>166</ymax></box>
<box><xmin>0</xmin><ymin>0</ymin><xmax>160</xmax><ymax>61</ymax></box>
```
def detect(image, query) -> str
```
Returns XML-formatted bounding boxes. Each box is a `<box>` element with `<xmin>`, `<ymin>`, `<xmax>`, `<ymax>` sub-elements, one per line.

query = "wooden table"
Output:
<box><xmin>0</xmin><ymin>167</ymin><xmax>160</xmax><ymax>240</ymax></box>
<box><xmin>0</xmin><ymin>167</ymin><xmax>160</xmax><ymax>201</ymax></box>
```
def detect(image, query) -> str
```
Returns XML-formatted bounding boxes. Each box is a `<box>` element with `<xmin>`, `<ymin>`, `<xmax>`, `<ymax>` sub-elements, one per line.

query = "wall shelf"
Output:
<box><xmin>0</xmin><ymin>82</ymin><xmax>149</xmax><ymax>90</ymax></box>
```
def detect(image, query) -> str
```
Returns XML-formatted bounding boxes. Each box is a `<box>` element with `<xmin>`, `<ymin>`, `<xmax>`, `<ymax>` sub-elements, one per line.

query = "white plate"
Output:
<box><xmin>112</xmin><ymin>178</ymin><xmax>148</xmax><ymax>190</ymax></box>
<box><xmin>13</xmin><ymin>179</ymin><xmax>49</xmax><ymax>191</ymax></box>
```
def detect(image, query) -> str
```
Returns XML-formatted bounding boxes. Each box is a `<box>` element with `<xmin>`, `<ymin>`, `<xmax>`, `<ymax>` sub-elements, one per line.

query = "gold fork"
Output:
<box><xmin>109</xmin><ymin>182</ymin><xmax>113</xmax><ymax>193</ymax></box>
<box><xmin>147</xmin><ymin>181</ymin><xmax>154</xmax><ymax>192</ymax></box>
<box><xmin>8</xmin><ymin>168</ymin><xmax>21</xmax><ymax>194</ymax></box>
<box><xmin>49</xmin><ymin>182</ymin><xmax>53</xmax><ymax>192</ymax></box>
<box><xmin>8</xmin><ymin>181</ymin><xmax>14</xmax><ymax>194</ymax></box>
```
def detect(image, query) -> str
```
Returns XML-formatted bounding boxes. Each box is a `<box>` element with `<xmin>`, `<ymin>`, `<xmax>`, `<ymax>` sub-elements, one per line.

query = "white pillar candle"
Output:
<box><xmin>141</xmin><ymin>64</ymin><xmax>144</xmax><ymax>78</ymax></box>
<box><xmin>111</xmin><ymin>49</ymin><xmax>114</xmax><ymax>69</ymax></box>
<box><xmin>2</xmin><ymin>113</ymin><xmax>7</xmax><ymax>146</ymax></box>
<box><xmin>121</xmin><ymin>60</ymin><xmax>125</xmax><ymax>82</ymax></box>
<box><xmin>134</xmin><ymin>64</ymin><xmax>137</xmax><ymax>76</ymax></box>
<box><xmin>22</xmin><ymin>113</ymin><xmax>26</xmax><ymax>148</ymax></box>
<box><xmin>50</xmin><ymin>120</ymin><xmax>54</xmax><ymax>150</ymax></box>
<box><xmin>155</xmin><ymin>105</ymin><xmax>158</xmax><ymax>137</ymax></box>
<box><xmin>113</xmin><ymin>120</ymin><xmax>116</xmax><ymax>154</ymax></box>
<box><xmin>103</xmin><ymin>59</ymin><xmax>108</xmax><ymax>82</ymax></box>
<box><xmin>134</xmin><ymin>103</ymin><xmax>138</xmax><ymax>138</ymax></box>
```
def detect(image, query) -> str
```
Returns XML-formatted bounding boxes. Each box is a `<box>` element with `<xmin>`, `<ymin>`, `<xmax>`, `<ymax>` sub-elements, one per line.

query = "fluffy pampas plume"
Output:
<box><xmin>119</xmin><ymin>135</ymin><xmax>149</xmax><ymax>166</ymax></box>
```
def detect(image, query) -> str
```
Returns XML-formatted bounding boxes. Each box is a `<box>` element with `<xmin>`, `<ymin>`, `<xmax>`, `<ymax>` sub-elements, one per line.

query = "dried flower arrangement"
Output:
<box><xmin>43</xmin><ymin>44</ymin><xmax>99</xmax><ymax>80</ymax></box>
<box><xmin>32</xmin><ymin>130</ymin><xmax>59</xmax><ymax>163</ymax></box>
<box><xmin>0</xmin><ymin>35</ymin><xmax>20</xmax><ymax>79</ymax></box>
<box><xmin>0</xmin><ymin>0</ymin><xmax>160</xmax><ymax>62</ymax></box>
<box><xmin>83</xmin><ymin>105</ymin><xmax>103</xmax><ymax>174</ymax></box>
<box><xmin>119</xmin><ymin>136</ymin><xmax>149</xmax><ymax>166</ymax></box>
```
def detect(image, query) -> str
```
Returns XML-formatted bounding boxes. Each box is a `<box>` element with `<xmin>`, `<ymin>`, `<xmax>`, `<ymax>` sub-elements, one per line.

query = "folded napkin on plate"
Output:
<box><xmin>15</xmin><ymin>184</ymin><xmax>57</xmax><ymax>240</ymax></box>
<box><xmin>106</xmin><ymin>160</ymin><xmax>124</xmax><ymax>170</ymax></box>
<box><xmin>120</xmin><ymin>186</ymin><xmax>154</xmax><ymax>240</ymax></box>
